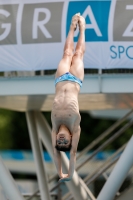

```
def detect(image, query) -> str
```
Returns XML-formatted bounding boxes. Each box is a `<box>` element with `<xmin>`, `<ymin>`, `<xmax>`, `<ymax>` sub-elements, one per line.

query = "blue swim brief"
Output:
<box><xmin>55</xmin><ymin>72</ymin><xmax>82</xmax><ymax>87</ymax></box>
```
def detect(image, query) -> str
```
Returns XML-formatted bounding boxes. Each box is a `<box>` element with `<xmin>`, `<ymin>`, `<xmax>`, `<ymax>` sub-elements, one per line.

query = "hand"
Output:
<box><xmin>58</xmin><ymin>177</ymin><xmax>72</xmax><ymax>182</ymax></box>
<box><xmin>58</xmin><ymin>174</ymin><xmax>72</xmax><ymax>182</ymax></box>
<box><xmin>59</xmin><ymin>173</ymin><xmax>68</xmax><ymax>179</ymax></box>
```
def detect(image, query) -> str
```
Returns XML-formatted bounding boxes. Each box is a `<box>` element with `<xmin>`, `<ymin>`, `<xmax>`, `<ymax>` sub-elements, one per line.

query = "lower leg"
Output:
<box><xmin>55</xmin><ymin>14</ymin><xmax>80</xmax><ymax>78</ymax></box>
<box><xmin>75</xmin><ymin>16</ymin><xmax>85</xmax><ymax>58</ymax></box>
<box><xmin>63</xmin><ymin>13</ymin><xmax>80</xmax><ymax>56</ymax></box>
<box><xmin>63</xmin><ymin>28</ymin><xmax>74</xmax><ymax>56</ymax></box>
<box><xmin>69</xmin><ymin>16</ymin><xmax>85</xmax><ymax>81</ymax></box>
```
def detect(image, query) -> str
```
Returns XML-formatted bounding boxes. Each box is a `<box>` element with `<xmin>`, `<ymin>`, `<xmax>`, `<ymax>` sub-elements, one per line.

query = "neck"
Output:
<box><xmin>59</xmin><ymin>125</ymin><xmax>68</xmax><ymax>132</ymax></box>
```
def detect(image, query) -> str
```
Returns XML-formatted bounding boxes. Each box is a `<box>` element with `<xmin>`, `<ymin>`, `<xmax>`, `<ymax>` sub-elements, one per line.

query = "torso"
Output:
<box><xmin>51</xmin><ymin>81</ymin><xmax>81</xmax><ymax>134</ymax></box>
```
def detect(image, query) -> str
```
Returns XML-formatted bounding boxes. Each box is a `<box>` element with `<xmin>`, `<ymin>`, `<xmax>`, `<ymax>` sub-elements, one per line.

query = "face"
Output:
<box><xmin>56</xmin><ymin>131</ymin><xmax>72</xmax><ymax>148</ymax></box>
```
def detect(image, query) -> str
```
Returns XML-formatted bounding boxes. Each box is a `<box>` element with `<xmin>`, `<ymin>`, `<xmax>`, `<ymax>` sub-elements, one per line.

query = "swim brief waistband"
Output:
<box><xmin>55</xmin><ymin>72</ymin><xmax>82</xmax><ymax>87</ymax></box>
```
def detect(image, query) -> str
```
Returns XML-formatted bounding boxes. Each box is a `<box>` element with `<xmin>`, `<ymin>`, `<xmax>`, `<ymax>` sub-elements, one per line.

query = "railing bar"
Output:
<box><xmin>50</xmin><ymin>182</ymin><xmax>61</xmax><ymax>193</ymax></box>
<box><xmin>27</xmin><ymin>189</ymin><xmax>39</xmax><ymax>200</ymax></box>
<box><xmin>48</xmin><ymin>174</ymin><xmax>58</xmax><ymax>183</ymax></box>
<box><xmin>86</xmin><ymin>157</ymin><xmax>119</xmax><ymax>185</ymax></box>
<box><xmin>62</xmin><ymin>191</ymin><xmax>71</xmax><ymax>200</ymax></box>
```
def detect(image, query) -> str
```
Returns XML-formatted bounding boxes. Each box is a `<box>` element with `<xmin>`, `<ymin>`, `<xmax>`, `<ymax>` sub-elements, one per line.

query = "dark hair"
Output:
<box><xmin>55</xmin><ymin>144</ymin><xmax>72</xmax><ymax>152</ymax></box>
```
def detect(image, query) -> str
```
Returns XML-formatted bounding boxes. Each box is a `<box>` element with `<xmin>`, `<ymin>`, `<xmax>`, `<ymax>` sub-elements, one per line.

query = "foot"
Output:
<box><xmin>78</xmin><ymin>16</ymin><xmax>85</xmax><ymax>31</ymax></box>
<box><xmin>71</xmin><ymin>13</ymin><xmax>80</xmax><ymax>31</ymax></box>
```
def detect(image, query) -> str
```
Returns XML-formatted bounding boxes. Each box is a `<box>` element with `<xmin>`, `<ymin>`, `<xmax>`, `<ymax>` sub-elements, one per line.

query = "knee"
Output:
<box><xmin>73</xmin><ymin>50</ymin><xmax>84</xmax><ymax>59</ymax></box>
<box><xmin>63</xmin><ymin>49</ymin><xmax>73</xmax><ymax>58</ymax></box>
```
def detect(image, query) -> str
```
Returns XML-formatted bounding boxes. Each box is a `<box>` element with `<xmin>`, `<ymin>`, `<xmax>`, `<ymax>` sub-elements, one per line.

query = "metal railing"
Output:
<box><xmin>1</xmin><ymin>68</ymin><xmax>133</xmax><ymax>78</ymax></box>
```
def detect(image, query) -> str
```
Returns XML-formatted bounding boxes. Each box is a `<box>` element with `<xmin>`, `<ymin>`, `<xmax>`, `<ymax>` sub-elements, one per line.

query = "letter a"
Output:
<box><xmin>83</xmin><ymin>5</ymin><xmax>102</xmax><ymax>36</ymax></box>
<box><xmin>75</xmin><ymin>5</ymin><xmax>102</xmax><ymax>37</ymax></box>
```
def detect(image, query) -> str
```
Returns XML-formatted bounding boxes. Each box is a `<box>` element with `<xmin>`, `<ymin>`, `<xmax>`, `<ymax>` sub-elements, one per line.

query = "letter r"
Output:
<box><xmin>33</xmin><ymin>8</ymin><xmax>52</xmax><ymax>39</ymax></box>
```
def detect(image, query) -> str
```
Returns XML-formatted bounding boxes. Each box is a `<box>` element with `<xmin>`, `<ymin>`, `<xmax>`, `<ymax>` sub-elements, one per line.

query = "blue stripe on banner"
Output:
<box><xmin>0</xmin><ymin>150</ymin><xmax>116</xmax><ymax>161</ymax></box>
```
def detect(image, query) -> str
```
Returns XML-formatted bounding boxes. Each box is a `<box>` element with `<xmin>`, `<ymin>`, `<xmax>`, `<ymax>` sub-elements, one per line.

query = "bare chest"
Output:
<box><xmin>52</xmin><ymin>96</ymin><xmax>80</xmax><ymax>132</ymax></box>
<box><xmin>52</xmin><ymin>109</ymin><xmax>80</xmax><ymax>133</ymax></box>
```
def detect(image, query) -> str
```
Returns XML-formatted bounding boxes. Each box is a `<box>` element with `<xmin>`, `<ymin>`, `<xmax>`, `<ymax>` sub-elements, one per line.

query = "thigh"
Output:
<box><xmin>69</xmin><ymin>55</ymin><xmax>84</xmax><ymax>81</ymax></box>
<box><xmin>55</xmin><ymin>54</ymin><xmax>72</xmax><ymax>78</ymax></box>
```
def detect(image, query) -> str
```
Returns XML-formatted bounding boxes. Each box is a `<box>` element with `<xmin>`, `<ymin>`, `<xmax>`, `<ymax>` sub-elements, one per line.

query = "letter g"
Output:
<box><xmin>0</xmin><ymin>9</ymin><xmax>11</xmax><ymax>41</ymax></box>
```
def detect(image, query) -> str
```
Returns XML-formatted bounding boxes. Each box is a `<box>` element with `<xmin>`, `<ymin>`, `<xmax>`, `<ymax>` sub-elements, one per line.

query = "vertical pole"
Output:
<box><xmin>97</xmin><ymin>136</ymin><xmax>133</xmax><ymax>200</ymax></box>
<box><xmin>26</xmin><ymin>111</ymin><xmax>51</xmax><ymax>200</ymax></box>
<box><xmin>34</xmin><ymin>111</ymin><xmax>93</xmax><ymax>200</ymax></box>
<box><xmin>98</xmin><ymin>68</ymin><xmax>102</xmax><ymax>93</ymax></box>
<box><xmin>0</xmin><ymin>156</ymin><xmax>25</xmax><ymax>200</ymax></box>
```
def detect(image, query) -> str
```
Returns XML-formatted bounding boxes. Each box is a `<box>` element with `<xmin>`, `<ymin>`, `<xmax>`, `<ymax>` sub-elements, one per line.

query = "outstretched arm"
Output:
<box><xmin>69</xmin><ymin>126</ymin><xmax>81</xmax><ymax>177</ymax></box>
<box><xmin>59</xmin><ymin>126</ymin><xmax>81</xmax><ymax>182</ymax></box>
<box><xmin>52</xmin><ymin>129</ymin><xmax>62</xmax><ymax>178</ymax></box>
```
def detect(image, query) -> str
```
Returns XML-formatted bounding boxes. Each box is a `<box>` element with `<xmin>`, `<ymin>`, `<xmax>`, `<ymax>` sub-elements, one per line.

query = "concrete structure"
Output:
<box><xmin>0</xmin><ymin>74</ymin><xmax>133</xmax><ymax>112</ymax></box>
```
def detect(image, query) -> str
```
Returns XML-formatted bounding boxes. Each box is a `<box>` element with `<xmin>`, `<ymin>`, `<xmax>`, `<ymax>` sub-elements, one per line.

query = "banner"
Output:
<box><xmin>0</xmin><ymin>0</ymin><xmax>133</xmax><ymax>71</ymax></box>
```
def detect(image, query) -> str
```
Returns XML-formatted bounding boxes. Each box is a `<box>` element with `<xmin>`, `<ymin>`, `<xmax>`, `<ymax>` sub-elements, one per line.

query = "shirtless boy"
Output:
<box><xmin>51</xmin><ymin>13</ymin><xmax>85</xmax><ymax>182</ymax></box>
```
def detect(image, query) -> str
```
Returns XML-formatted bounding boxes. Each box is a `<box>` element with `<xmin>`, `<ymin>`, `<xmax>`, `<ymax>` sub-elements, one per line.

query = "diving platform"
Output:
<box><xmin>0</xmin><ymin>74</ymin><xmax>133</xmax><ymax>112</ymax></box>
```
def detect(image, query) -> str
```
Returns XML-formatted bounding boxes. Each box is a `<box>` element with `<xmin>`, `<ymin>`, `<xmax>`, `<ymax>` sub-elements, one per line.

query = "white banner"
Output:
<box><xmin>0</xmin><ymin>0</ymin><xmax>133</xmax><ymax>71</ymax></box>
